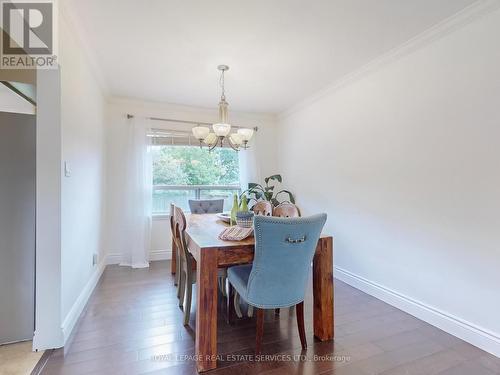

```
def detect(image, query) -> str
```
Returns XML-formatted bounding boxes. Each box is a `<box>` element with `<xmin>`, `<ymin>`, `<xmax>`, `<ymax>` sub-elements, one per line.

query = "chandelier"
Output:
<box><xmin>192</xmin><ymin>65</ymin><xmax>254</xmax><ymax>151</ymax></box>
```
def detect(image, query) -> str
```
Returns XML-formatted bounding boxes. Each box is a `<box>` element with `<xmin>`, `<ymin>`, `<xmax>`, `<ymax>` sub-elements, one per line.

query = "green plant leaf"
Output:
<box><xmin>270</xmin><ymin>198</ymin><xmax>280</xmax><ymax>207</ymax></box>
<box><xmin>276</xmin><ymin>190</ymin><xmax>295</xmax><ymax>204</ymax></box>
<box><xmin>264</xmin><ymin>191</ymin><xmax>273</xmax><ymax>201</ymax></box>
<box><xmin>265</xmin><ymin>174</ymin><xmax>282</xmax><ymax>184</ymax></box>
<box><xmin>246</xmin><ymin>196</ymin><xmax>258</xmax><ymax>203</ymax></box>
<box><xmin>239</xmin><ymin>189</ymin><xmax>250</xmax><ymax>198</ymax></box>
<box><xmin>248</xmin><ymin>182</ymin><xmax>263</xmax><ymax>190</ymax></box>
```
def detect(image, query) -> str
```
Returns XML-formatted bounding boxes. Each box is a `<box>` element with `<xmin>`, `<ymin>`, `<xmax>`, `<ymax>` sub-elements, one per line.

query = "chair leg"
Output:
<box><xmin>248</xmin><ymin>304</ymin><xmax>254</xmax><ymax>317</ymax></box>
<box><xmin>296</xmin><ymin>301</ymin><xmax>307</xmax><ymax>350</ymax></box>
<box><xmin>183</xmin><ymin>273</ymin><xmax>193</xmax><ymax>326</ymax></box>
<box><xmin>234</xmin><ymin>292</ymin><xmax>243</xmax><ymax>318</ymax></box>
<box><xmin>219</xmin><ymin>276</ymin><xmax>227</xmax><ymax>297</ymax></box>
<box><xmin>275</xmin><ymin>308</ymin><xmax>280</xmax><ymax>316</ymax></box>
<box><xmin>174</xmin><ymin>248</ymin><xmax>181</xmax><ymax>287</ymax></box>
<box><xmin>176</xmin><ymin>256</ymin><xmax>183</xmax><ymax>300</ymax></box>
<box><xmin>178</xmin><ymin>270</ymin><xmax>186</xmax><ymax>308</ymax></box>
<box><xmin>255</xmin><ymin>308</ymin><xmax>264</xmax><ymax>355</ymax></box>
<box><xmin>226</xmin><ymin>284</ymin><xmax>235</xmax><ymax>324</ymax></box>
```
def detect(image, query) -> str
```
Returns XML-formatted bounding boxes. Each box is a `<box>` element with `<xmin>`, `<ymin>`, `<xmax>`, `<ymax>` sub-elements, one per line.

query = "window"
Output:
<box><xmin>152</xmin><ymin>145</ymin><xmax>240</xmax><ymax>214</ymax></box>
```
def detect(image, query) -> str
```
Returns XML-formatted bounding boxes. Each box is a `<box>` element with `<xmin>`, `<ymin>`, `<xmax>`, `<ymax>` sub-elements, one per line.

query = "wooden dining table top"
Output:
<box><xmin>185</xmin><ymin>213</ymin><xmax>255</xmax><ymax>250</ymax></box>
<box><xmin>185</xmin><ymin>212</ymin><xmax>329</xmax><ymax>252</ymax></box>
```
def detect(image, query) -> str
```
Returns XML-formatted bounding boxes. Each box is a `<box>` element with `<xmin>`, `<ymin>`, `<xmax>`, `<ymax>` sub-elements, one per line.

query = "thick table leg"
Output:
<box><xmin>195</xmin><ymin>249</ymin><xmax>218</xmax><ymax>372</ymax></box>
<box><xmin>171</xmin><ymin>238</ymin><xmax>177</xmax><ymax>275</ymax></box>
<box><xmin>312</xmin><ymin>237</ymin><xmax>334</xmax><ymax>341</ymax></box>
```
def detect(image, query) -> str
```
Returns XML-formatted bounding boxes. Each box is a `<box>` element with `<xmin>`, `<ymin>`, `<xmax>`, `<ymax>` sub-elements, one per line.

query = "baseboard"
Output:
<box><xmin>32</xmin><ymin>327</ymin><xmax>64</xmax><ymax>351</ymax></box>
<box><xmin>61</xmin><ymin>259</ymin><xmax>106</xmax><ymax>344</ymax></box>
<box><xmin>106</xmin><ymin>250</ymin><xmax>171</xmax><ymax>264</ymax></box>
<box><xmin>334</xmin><ymin>266</ymin><xmax>500</xmax><ymax>358</ymax></box>
<box><xmin>106</xmin><ymin>252</ymin><xmax>122</xmax><ymax>265</ymax></box>
<box><xmin>149</xmin><ymin>249</ymin><xmax>171</xmax><ymax>261</ymax></box>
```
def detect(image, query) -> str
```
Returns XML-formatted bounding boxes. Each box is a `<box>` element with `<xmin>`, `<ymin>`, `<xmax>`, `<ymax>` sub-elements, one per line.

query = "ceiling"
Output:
<box><xmin>66</xmin><ymin>0</ymin><xmax>476</xmax><ymax>113</ymax></box>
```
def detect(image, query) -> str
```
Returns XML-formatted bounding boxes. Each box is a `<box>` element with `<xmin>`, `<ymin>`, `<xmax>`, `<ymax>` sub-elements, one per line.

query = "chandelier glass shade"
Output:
<box><xmin>237</xmin><ymin>128</ymin><xmax>254</xmax><ymax>142</ymax></box>
<box><xmin>212</xmin><ymin>122</ymin><xmax>231</xmax><ymax>137</ymax></box>
<box><xmin>202</xmin><ymin>132</ymin><xmax>217</xmax><ymax>145</ymax></box>
<box><xmin>192</xmin><ymin>126</ymin><xmax>210</xmax><ymax>140</ymax></box>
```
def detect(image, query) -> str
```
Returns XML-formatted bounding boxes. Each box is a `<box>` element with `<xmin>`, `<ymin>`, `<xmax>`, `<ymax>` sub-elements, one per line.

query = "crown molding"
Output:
<box><xmin>279</xmin><ymin>0</ymin><xmax>500</xmax><ymax>120</ymax></box>
<box><xmin>59</xmin><ymin>1</ymin><xmax>110</xmax><ymax>96</ymax></box>
<box><xmin>107</xmin><ymin>95</ymin><xmax>277</xmax><ymax>123</ymax></box>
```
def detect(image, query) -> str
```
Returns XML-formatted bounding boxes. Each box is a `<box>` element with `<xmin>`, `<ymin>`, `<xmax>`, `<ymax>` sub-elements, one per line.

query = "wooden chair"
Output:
<box><xmin>170</xmin><ymin>204</ymin><xmax>180</xmax><ymax>287</ymax></box>
<box><xmin>172</xmin><ymin>207</ymin><xmax>194</xmax><ymax>326</ymax></box>
<box><xmin>253</xmin><ymin>200</ymin><xmax>273</xmax><ymax>216</ymax></box>
<box><xmin>173</xmin><ymin>206</ymin><xmax>226</xmax><ymax>327</ymax></box>
<box><xmin>273</xmin><ymin>202</ymin><xmax>300</xmax><ymax>218</ymax></box>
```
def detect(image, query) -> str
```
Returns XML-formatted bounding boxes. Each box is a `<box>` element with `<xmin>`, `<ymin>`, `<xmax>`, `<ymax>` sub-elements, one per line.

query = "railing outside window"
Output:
<box><xmin>152</xmin><ymin>185</ymin><xmax>241</xmax><ymax>215</ymax></box>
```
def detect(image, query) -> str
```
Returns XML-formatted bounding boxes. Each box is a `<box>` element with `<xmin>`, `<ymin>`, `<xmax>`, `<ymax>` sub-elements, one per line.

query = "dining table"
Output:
<box><xmin>172</xmin><ymin>213</ymin><xmax>334</xmax><ymax>373</ymax></box>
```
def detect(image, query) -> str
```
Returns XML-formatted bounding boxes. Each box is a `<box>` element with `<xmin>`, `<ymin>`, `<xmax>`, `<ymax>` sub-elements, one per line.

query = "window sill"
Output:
<box><xmin>152</xmin><ymin>214</ymin><xmax>170</xmax><ymax>220</ymax></box>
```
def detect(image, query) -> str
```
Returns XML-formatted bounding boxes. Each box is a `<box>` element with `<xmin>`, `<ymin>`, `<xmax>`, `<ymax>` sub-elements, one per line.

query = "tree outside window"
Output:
<box><xmin>152</xmin><ymin>145</ymin><xmax>240</xmax><ymax>213</ymax></box>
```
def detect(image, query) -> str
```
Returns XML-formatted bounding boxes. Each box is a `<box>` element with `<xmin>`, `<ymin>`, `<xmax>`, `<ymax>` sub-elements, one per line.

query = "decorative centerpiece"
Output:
<box><xmin>230</xmin><ymin>193</ymin><xmax>239</xmax><ymax>225</ymax></box>
<box><xmin>236</xmin><ymin>211</ymin><xmax>254</xmax><ymax>228</ymax></box>
<box><xmin>231</xmin><ymin>193</ymin><xmax>254</xmax><ymax>227</ymax></box>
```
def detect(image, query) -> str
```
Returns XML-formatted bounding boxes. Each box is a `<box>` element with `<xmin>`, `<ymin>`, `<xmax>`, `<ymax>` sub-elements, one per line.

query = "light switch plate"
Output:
<box><xmin>64</xmin><ymin>161</ymin><xmax>71</xmax><ymax>177</ymax></box>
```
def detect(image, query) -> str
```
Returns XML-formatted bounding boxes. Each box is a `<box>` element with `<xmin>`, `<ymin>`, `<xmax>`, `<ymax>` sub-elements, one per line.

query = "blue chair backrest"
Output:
<box><xmin>188</xmin><ymin>199</ymin><xmax>224</xmax><ymax>214</ymax></box>
<box><xmin>246</xmin><ymin>213</ymin><xmax>327</xmax><ymax>308</ymax></box>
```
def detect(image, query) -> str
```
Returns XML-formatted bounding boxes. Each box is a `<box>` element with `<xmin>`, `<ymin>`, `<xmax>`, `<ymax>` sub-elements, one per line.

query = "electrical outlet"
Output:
<box><xmin>92</xmin><ymin>253</ymin><xmax>98</xmax><ymax>266</ymax></box>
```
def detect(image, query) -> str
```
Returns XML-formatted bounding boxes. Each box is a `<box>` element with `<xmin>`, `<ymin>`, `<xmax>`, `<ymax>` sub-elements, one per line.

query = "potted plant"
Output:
<box><xmin>241</xmin><ymin>174</ymin><xmax>295</xmax><ymax>209</ymax></box>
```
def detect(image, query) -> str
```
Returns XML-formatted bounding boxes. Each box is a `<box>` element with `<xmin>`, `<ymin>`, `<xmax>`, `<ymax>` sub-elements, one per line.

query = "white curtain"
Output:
<box><xmin>120</xmin><ymin>117</ymin><xmax>152</xmax><ymax>268</ymax></box>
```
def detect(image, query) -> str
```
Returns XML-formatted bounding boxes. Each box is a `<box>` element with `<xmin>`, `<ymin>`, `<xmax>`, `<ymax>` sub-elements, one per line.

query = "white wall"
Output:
<box><xmin>277</xmin><ymin>8</ymin><xmax>500</xmax><ymax>356</ymax></box>
<box><xmin>104</xmin><ymin>97</ymin><xmax>277</xmax><ymax>263</ymax></box>
<box><xmin>34</xmin><ymin>69</ymin><xmax>63</xmax><ymax>350</ymax></box>
<box><xmin>58</xmin><ymin>14</ymin><xmax>107</xmax><ymax>342</ymax></box>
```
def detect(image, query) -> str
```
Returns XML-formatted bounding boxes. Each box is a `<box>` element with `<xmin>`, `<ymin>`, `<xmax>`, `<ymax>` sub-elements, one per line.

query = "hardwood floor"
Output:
<box><xmin>41</xmin><ymin>261</ymin><xmax>500</xmax><ymax>374</ymax></box>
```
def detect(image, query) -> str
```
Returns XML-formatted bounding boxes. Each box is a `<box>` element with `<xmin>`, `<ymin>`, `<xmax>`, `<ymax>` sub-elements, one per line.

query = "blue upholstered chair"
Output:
<box><xmin>227</xmin><ymin>213</ymin><xmax>327</xmax><ymax>354</ymax></box>
<box><xmin>188</xmin><ymin>199</ymin><xmax>224</xmax><ymax>214</ymax></box>
<box><xmin>235</xmin><ymin>202</ymin><xmax>302</xmax><ymax>318</ymax></box>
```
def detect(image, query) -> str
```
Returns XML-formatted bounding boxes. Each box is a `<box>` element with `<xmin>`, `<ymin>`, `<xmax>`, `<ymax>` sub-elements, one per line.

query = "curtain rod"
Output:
<box><xmin>126</xmin><ymin>114</ymin><xmax>258</xmax><ymax>132</ymax></box>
